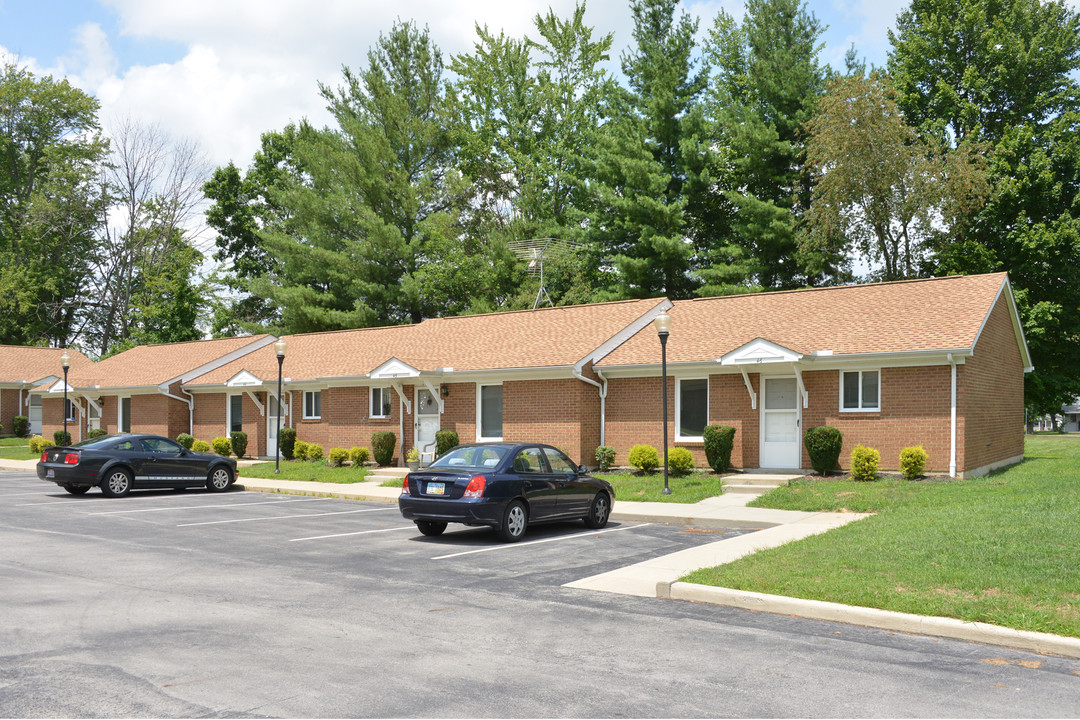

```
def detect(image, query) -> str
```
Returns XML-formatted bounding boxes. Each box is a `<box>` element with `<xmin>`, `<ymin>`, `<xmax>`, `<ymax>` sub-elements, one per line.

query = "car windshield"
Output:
<box><xmin>71</xmin><ymin>433</ymin><xmax>130</xmax><ymax>449</ymax></box>
<box><xmin>428</xmin><ymin>445</ymin><xmax>509</xmax><ymax>470</ymax></box>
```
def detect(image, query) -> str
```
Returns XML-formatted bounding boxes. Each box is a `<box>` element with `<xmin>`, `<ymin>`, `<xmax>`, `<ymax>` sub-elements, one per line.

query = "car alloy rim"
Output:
<box><xmin>109</xmin><ymin>473</ymin><xmax>128</xmax><ymax>493</ymax></box>
<box><xmin>594</xmin><ymin>496</ymin><xmax>609</xmax><ymax>523</ymax></box>
<box><xmin>508</xmin><ymin>505</ymin><xmax>526</xmax><ymax>537</ymax></box>
<box><xmin>212</xmin><ymin>469</ymin><xmax>230</xmax><ymax>489</ymax></box>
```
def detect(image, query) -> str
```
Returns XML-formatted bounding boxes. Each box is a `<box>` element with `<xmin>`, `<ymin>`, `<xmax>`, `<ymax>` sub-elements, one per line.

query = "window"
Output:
<box><xmin>303</xmin><ymin>390</ymin><xmax>322</xmax><ymax>419</ymax></box>
<box><xmin>370</xmin><ymin>387</ymin><xmax>392</xmax><ymax>418</ymax></box>
<box><xmin>677</xmin><ymin>378</ymin><xmax>708</xmax><ymax>439</ymax></box>
<box><xmin>229</xmin><ymin>394</ymin><xmax>243</xmax><ymax>433</ymax></box>
<box><xmin>141</xmin><ymin>437</ymin><xmax>182</xmax><ymax>454</ymax></box>
<box><xmin>478</xmin><ymin>384</ymin><xmax>503</xmax><ymax>440</ymax></box>
<box><xmin>64</xmin><ymin>399</ymin><xmax>77</xmax><ymax>422</ymax></box>
<box><xmin>543</xmin><ymin>447</ymin><xmax>577</xmax><ymax>475</ymax></box>
<box><xmin>841</xmin><ymin>370</ymin><xmax>880</xmax><ymax>411</ymax></box>
<box><xmin>120</xmin><ymin>397</ymin><xmax>131</xmax><ymax>433</ymax></box>
<box><xmin>511</xmin><ymin>447</ymin><xmax>545</xmax><ymax>473</ymax></box>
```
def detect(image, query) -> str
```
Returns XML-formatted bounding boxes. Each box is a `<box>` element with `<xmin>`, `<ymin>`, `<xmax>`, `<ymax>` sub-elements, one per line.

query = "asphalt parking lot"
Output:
<box><xmin>4</xmin><ymin>471</ymin><xmax>1080</xmax><ymax>718</ymax></box>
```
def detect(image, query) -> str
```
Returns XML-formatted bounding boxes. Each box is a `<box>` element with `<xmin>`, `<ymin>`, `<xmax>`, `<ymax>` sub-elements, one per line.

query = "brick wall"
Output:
<box><xmin>501</xmin><ymin>376</ymin><xmax>601</xmax><ymax>466</ymax></box>
<box><xmin>959</xmin><ymin>294</ymin><xmax>1025</xmax><ymax>472</ymax></box>
<box><xmin>1</xmin><ymin>389</ymin><xmax>21</xmax><ymax>435</ymax></box>
<box><xmin>41</xmin><ymin>395</ymin><xmax>88</xmax><ymax>442</ymax></box>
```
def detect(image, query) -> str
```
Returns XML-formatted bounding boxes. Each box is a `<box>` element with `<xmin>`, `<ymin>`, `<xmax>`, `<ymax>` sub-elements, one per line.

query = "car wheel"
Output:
<box><xmin>207</xmin><ymin>466</ymin><xmax>233</xmax><ymax>492</ymax></box>
<box><xmin>584</xmin><ymin>491</ymin><xmax>611</xmax><ymax>529</ymax></box>
<box><xmin>416</xmin><ymin>520</ymin><xmax>447</xmax><ymax>537</ymax></box>
<box><xmin>497</xmin><ymin>500</ymin><xmax>528</xmax><ymax>542</ymax></box>
<box><xmin>101</xmin><ymin>469</ymin><xmax>132</xmax><ymax>498</ymax></box>
<box><xmin>62</xmin><ymin>484</ymin><xmax>90</xmax><ymax>496</ymax></box>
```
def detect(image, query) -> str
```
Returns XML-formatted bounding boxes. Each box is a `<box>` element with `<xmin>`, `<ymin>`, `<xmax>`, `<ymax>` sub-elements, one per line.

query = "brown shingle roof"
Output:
<box><xmin>596</xmin><ymin>273</ymin><xmax>1010</xmax><ymax>367</ymax></box>
<box><xmin>186</xmin><ymin>298</ymin><xmax>666</xmax><ymax>386</ymax></box>
<box><xmin>0</xmin><ymin>346</ymin><xmax>93</xmax><ymax>385</ymax></box>
<box><xmin>66</xmin><ymin>335</ymin><xmax>274</xmax><ymax>389</ymax></box>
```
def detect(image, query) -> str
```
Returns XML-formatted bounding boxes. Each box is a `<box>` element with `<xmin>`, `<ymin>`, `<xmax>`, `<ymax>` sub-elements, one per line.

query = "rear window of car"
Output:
<box><xmin>429</xmin><ymin>445</ymin><xmax>508</xmax><ymax>470</ymax></box>
<box><xmin>72</xmin><ymin>434</ymin><xmax>130</xmax><ymax>449</ymax></box>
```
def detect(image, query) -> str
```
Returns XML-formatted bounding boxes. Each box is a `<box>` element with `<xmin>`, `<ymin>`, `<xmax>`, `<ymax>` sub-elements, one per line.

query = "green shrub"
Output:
<box><xmin>435</xmin><ymin>430</ymin><xmax>459</xmax><ymax>458</ymax></box>
<box><xmin>371</xmin><ymin>430</ymin><xmax>396</xmax><ymax>466</ymax></box>
<box><xmin>328</xmin><ymin>447</ymin><xmax>348</xmax><ymax>467</ymax></box>
<box><xmin>176</xmin><ymin>433</ymin><xmax>195</xmax><ymax>449</ymax></box>
<box><xmin>900</xmin><ymin>445</ymin><xmax>928</xmax><ymax>480</ymax></box>
<box><xmin>192</xmin><ymin>439</ymin><xmax>212</xmax><ymax>452</ymax></box>
<box><xmin>348</xmin><ymin>446</ymin><xmax>370</xmax><ymax>466</ymax></box>
<box><xmin>211</xmin><ymin>436</ymin><xmax>232</xmax><ymax>456</ymax></box>
<box><xmin>628</xmin><ymin>444</ymin><xmax>660</xmax><ymax>473</ymax></box>
<box><xmin>703</xmin><ymin>425</ymin><xmax>735</xmax><ymax>473</ymax></box>
<box><xmin>667</xmin><ymin>447</ymin><xmax>695</xmax><ymax>475</ymax></box>
<box><xmin>29</xmin><ymin>435</ymin><xmax>48</xmax><ymax>454</ymax></box>
<box><xmin>230</xmin><ymin>431</ymin><xmax>249</xmax><ymax>458</ymax></box>
<box><xmin>850</xmin><ymin>444</ymin><xmax>880</xmax><ymax>481</ymax></box>
<box><xmin>87</xmin><ymin>428</ymin><xmax>108</xmax><ymax>439</ymax></box>
<box><xmin>280</xmin><ymin>427</ymin><xmax>297</xmax><ymax>460</ymax></box>
<box><xmin>804</xmin><ymin>426</ymin><xmax>844</xmax><ymax>475</ymax></box>
<box><xmin>13</xmin><ymin>415</ymin><xmax>28</xmax><ymax>437</ymax></box>
<box><xmin>53</xmin><ymin>430</ymin><xmax>71</xmax><ymax>447</ymax></box>
<box><xmin>293</xmin><ymin>439</ymin><xmax>310</xmax><ymax>461</ymax></box>
<box><xmin>595</xmin><ymin>445</ymin><xmax>616</xmax><ymax>471</ymax></box>
<box><xmin>306</xmin><ymin>443</ymin><xmax>324</xmax><ymax>461</ymax></box>
<box><xmin>406</xmin><ymin>447</ymin><xmax>420</xmax><ymax>463</ymax></box>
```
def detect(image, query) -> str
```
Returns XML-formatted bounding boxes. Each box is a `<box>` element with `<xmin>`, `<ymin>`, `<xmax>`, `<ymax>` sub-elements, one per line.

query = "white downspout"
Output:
<box><xmin>158</xmin><ymin>384</ymin><xmax>194</xmax><ymax>435</ymax></box>
<box><xmin>574</xmin><ymin>366</ymin><xmax>607</xmax><ymax>446</ymax></box>
<box><xmin>180</xmin><ymin>386</ymin><xmax>195</xmax><ymax>434</ymax></box>
<box><xmin>948</xmin><ymin>353</ymin><xmax>957</xmax><ymax>477</ymax></box>
<box><xmin>399</xmin><ymin>396</ymin><xmax>405</xmax><ymax>467</ymax></box>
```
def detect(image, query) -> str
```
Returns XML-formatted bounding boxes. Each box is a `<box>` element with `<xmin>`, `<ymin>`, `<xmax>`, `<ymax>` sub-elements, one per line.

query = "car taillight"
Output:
<box><xmin>463</xmin><ymin>475</ymin><xmax>486</xmax><ymax>498</ymax></box>
<box><xmin>40</xmin><ymin>452</ymin><xmax>48</xmax><ymax>463</ymax></box>
<box><xmin>401</xmin><ymin>475</ymin><xmax>410</xmax><ymax>494</ymax></box>
<box><xmin>64</xmin><ymin>453</ymin><xmax>79</xmax><ymax>465</ymax></box>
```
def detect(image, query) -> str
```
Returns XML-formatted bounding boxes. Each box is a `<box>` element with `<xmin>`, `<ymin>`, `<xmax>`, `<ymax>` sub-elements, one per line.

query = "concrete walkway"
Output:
<box><xmin>5</xmin><ymin>457</ymin><xmax>1079</xmax><ymax>658</ymax></box>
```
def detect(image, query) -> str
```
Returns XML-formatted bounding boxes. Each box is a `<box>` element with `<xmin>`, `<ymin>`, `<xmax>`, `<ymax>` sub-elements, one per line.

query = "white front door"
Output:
<box><xmin>760</xmin><ymin>377</ymin><xmax>800</xmax><ymax>468</ymax></box>
<box><xmin>267</xmin><ymin>395</ymin><xmax>280</xmax><ymax>458</ymax></box>
<box><xmin>415</xmin><ymin>388</ymin><xmax>440</xmax><ymax>457</ymax></box>
<box><xmin>88</xmin><ymin>402</ymin><xmax>100</xmax><ymax>431</ymax></box>
<box><xmin>29</xmin><ymin>396</ymin><xmax>42</xmax><ymax>435</ymax></box>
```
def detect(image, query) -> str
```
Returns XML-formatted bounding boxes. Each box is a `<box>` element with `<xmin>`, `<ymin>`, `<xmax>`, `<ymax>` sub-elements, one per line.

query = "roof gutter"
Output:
<box><xmin>573</xmin><ymin>361</ymin><xmax>608</xmax><ymax>448</ymax></box>
<box><xmin>158</xmin><ymin>383</ymin><xmax>194</xmax><ymax>435</ymax></box>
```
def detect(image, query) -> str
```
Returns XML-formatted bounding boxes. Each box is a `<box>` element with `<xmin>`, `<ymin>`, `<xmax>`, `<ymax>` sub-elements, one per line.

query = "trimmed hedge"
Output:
<box><xmin>192</xmin><ymin>439</ymin><xmax>212</xmax><ymax>452</ymax></box>
<box><xmin>628</xmin><ymin>444</ymin><xmax>660</xmax><ymax>473</ymax></box>
<box><xmin>211</xmin><ymin>437</ymin><xmax>232</xmax><ymax>456</ymax></box>
<box><xmin>804</xmin><ymin>425</ymin><xmax>843</xmax><ymax>475</ymax></box>
<box><xmin>372</xmin><ymin>431</ymin><xmax>396</xmax><ymax>466</ymax></box>
<box><xmin>328</xmin><ymin>447</ymin><xmax>348</xmax><ymax>467</ymax></box>
<box><xmin>29</xmin><ymin>435</ymin><xmax>48</xmax><ymax>454</ymax></box>
<box><xmin>13</xmin><ymin>415</ymin><xmax>28</xmax><ymax>438</ymax></box>
<box><xmin>703</xmin><ymin>425</ymin><xmax>735</xmax><ymax>473</ymax></box>
<box><xmin>53</xmin><ymin>430</ymin><xmax>71</xmax><ymax>447</ymax></box>
<box><xmin>348</xmin><ymin>446</ymin><xmax>370</xmax><ymax>466</ymax></box>
<box><xmin>280</xmin><ymin>427</ymin><xmax>297</xmax><ymax>460</ymax></box>
<box><xmin>176</xmin><ymin>433</ymin><xmax>195</xmax><ymax>449</ymax></box>
<box><xmin>293</xmin><ymin>439</ymin><xmax>310</xmax><ymax>460</ymax></box>
<box><xmin>595</xmin><ymin>445</ymin><xmax>616</xmax><ymax>471</ymax></box>
<box><xmin>230</xmin><ymin>431</ymin><xmax>248</xmax><ymax>458</ymax></box>
<box><xmin>850</xmin><ymin>444</ymin><xmax>880</xmax><ymax>481</ymax></box>
<box><xmin>435</xmin><ymin>429</ymin><xmax>459</xmax><ymax>458</ymax></box>
<box><xmin>900</xmin><ymin>445</ymin><xmax>928</xmax><ymax>480</ymax></box>
<box><xmin>667</xmin><ymin>447</ymin><xmax>694</xmax><ymax>475</ymax></box>
<box><xmin>87</xmin><ymin>428</ymin><xmax>108</xmax><ymax>439</ymax></box>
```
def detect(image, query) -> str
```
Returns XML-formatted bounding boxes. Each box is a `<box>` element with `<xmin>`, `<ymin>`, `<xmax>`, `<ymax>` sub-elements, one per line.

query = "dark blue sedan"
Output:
<box><xmin>398</xmin><ymin>442</ymin><xmax>614</xmax><ymax>542</ymax></box>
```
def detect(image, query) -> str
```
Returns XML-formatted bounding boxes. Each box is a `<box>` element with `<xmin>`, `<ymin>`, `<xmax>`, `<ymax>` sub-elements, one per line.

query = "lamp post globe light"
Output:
<box><xmin>61</xmin><ymin>350</ymin><xmax>70</xmax><ymax>445</ymax></box>
<box><xmin>274</xmin><ymin>338</ymin><xmax>287</xmax><ymax>474</ymax></box>
<box><xmin>653</xmin><ymin>312</ymin><xmax>671</xmax><ymax>495</ymax></box>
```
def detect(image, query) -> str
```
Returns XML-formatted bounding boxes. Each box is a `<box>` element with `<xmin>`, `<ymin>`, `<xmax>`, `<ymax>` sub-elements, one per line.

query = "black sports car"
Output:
<box><xmin>37</xmin><ymin>433</ymin><xmax>238</xmax><ymax>497</ymax></box>
<box><xmin>398</xmin><ymin>442</ymin><xmax>614</xmax><ymax>542</ymax></box>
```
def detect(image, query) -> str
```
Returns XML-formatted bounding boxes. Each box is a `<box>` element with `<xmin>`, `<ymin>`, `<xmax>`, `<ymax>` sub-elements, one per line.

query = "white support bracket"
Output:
<box><xmin>792</xmin><ymin>366</ymin><xmax>809</xmax><ymax>409</ymax></box>
<box><xmin>391</xmin><ymin>382</ymin><xmax>412</xmax><ymax>414</ymax></box>
<box><xmin>266</xmin><ymin>388</ymin><xmax>289</xmax><ymax>418</ymax></box>
<box><xmin>246</xmin><ymin>390</ymin><xmax>265</xmax><ymax>416</ymax></box>
<box><xmin>423</xmin><ymin>380</ymin><xmax>444</xmax><ymax>413</ymax></box>
<box><xmin>82</xmin><ymin>394</ymin><xmax>102</xmax><ymax>417</ymax></box>
<box><xmin>740</xmin><ymin>368</ymin><xmax>758</xmax><ymax>410</ymax></box>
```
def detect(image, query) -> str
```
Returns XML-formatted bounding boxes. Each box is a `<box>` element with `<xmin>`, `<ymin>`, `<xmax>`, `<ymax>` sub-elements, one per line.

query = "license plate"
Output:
<box><xmin>46</xmin><ymin>469</ymin><xmax>54</xmax><ymax>478</ymax></box>
<box><xmin>426</xmin><ymin>482</ymin><xmax>445</xmax><ymax>495</ymax></box>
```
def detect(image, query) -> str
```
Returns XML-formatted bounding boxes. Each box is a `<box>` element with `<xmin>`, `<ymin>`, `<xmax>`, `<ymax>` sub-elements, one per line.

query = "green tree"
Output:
<box><xmin>889</xmin><ymin>0</ymin><xmax>1080</xmax><ymax>415</ymax></box>
<box><xmin>703</xmin><ymin>0</ymin><xmax>830</xmax><ymax>291</ymax></box>
<box><xmin>0</xmin><ymin>61</ymin><xmax>108</xmax><ymax>346</ymax></box>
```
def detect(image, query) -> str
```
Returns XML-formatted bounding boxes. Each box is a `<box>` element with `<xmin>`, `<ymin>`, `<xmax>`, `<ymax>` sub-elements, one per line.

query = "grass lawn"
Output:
<box><xmin>0</xmin><ymin>437</ymin><xmax>29</xmax><ymax>447</ymax></box>
<box><xmin>595</xmin><ymin>470</ymin><xmax>725</xmax><ymax>503</ymax></box>
<box><xmin>682</xmin><ymin>435</ymin><xmax>1080</xmax><ymax>638</ymax></box>
<box><xmin>241</xmin><ymin>461</ymin><xmax>370</xmax><ymax>483</ymax></box>
<box><xmin>0</xmin><ymin>443</ymin><xmax>38</xmax><ymax>460</ymax></box>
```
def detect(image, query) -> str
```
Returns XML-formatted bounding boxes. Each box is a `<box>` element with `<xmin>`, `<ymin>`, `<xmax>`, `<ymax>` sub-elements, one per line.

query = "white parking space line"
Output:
<box><xmin>431</xmin><ymin>523</ymin><xmax>653</xmax><ymax>560</ymax></box>
<box><xmin>17</xmin><ymin>496</ymin><xmax>122</xmax><ymax>507</ymax></box>
<box><xmin>87</xmin><ymin>497</ymin><xmax>325</xmax><ymax>516</ymax></box>
<box><xmin>178</xmin><ymin>506</ymin><xmax>395</xmax><ymax>527</ymax></box>
<box><xmin>289</xmin><ymin>525</ymin><xmax>414</xmax><ymax>542</ymax></box>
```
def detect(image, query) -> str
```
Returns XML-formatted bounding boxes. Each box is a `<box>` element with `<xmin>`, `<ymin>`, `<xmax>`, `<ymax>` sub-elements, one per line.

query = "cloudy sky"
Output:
<box><xmin>3</xmin><ymin>0</ymin><xmax>909</xmax><ymax>172</ymax></box>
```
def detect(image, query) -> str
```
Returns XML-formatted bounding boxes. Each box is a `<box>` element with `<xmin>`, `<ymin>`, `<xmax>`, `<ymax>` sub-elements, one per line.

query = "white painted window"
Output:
<box><xmin>840</xmin><ymin>370</ymin><xmax>880</xmax><ymax>411</ymax></box>
<box><xmin>119</xmin><ymin>397</ymin><xmax>131</xmax><ymax>433</ymax></box>
<box><xmin>303</xmin><ymin>390</ymin><xmax>322</xmax><ymax>419</ymax></box>
<box><xmin>676</xmin><ymin>378</ymin><xmax>708</xmax><ymax>440</ymax></box>
<box><xmin>477</xmin><ymin>384</ymin><xmax>503</xmax><ymax>441</ymax></box>
<box><xmin>370</xmin><ymin>387</ymin><xmax>391</xmax><ymax>418</ymax></box>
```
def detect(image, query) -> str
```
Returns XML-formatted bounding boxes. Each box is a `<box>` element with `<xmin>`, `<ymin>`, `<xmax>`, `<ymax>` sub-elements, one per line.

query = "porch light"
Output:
<box><xmin>654</xmin><ymin>312</ymin><xmax>671</xmax><ymax>495</ymax></box>
<box><xmin>275</xmin><ymin>339</ymin><xmax>287</xmax><ymax>474</ymax></box>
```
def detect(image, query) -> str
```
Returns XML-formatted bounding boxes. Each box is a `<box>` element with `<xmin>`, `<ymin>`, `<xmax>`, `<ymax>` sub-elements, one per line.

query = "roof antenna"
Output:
<box><xmin>507</xmin><ymin>238</ymin><xmax>576</xmax><ymax>310</ymax></box>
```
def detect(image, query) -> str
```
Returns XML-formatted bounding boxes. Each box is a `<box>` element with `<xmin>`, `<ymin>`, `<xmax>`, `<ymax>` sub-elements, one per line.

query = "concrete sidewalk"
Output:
<box><xmin>6</xmin><ymin>457</ymin><xmax>1078</xmax><ymax>658</ymax></box>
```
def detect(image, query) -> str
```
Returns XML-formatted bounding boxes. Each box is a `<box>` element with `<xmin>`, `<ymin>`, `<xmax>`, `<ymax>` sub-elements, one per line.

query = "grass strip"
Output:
<box><xmin>595</xmin><ymin>471</ymin><xmax>725</xmax><ymax>503</ymax></box>
<box><xmin>241</xmin><ymin>461</ymin><xmax>369</xmax><ymax>483</ymax></box>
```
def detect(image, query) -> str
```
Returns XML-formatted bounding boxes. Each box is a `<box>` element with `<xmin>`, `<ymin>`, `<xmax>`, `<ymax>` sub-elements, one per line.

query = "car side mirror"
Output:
<box><xmin>578</xmin><ymin>464</ymin><xmax>588</xmax><ymax>473</ymax></box>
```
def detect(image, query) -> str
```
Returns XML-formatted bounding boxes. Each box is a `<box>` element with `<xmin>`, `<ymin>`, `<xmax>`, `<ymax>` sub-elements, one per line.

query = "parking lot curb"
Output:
<box><xmin>660</xmin><ymin>582</ymin><xmax>1080</xmax><ymax>659</ymax></box>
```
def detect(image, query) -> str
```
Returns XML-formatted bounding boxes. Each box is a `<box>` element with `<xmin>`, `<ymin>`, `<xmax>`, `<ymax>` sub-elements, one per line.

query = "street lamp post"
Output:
<box><xmin>274</xmin><ymin>338</ymin><xmax>287</xmax><ymax>474</ymax></box>
<box><xmin>654</xmin><ymin>312</ymin><xmax>671</xmax><ymax>495</ymax></box>
<box><xmin>61</xmin><ymin>351</ymin><xmax>70</xmax><ymax>445</ymax></box>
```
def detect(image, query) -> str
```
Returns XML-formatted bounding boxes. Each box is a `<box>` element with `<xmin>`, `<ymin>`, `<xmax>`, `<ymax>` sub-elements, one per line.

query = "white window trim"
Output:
<box><xmin>303</xmin><ymin>390</ymin><xmax>322</xmax><ymax>419</ymax></box>
<box><xmin>370</xmin><ymin>387</ymin><xmax>391</xmax><ymax>419</ymax></box>
<box><xmin>839</xmin><ymin>369</ymin><xmax>882</xmax><ymax>413</ymax></box>
<box><xmin>476</xmin><ymin>383</ymin><xmax>504</xmax><ymax>442</ymax></box>
<box><xmin>227</xmin><ymin>393</ymin><xmax>244</xmax><ymax>433</ymax></box>
<box><xmin>118</xmin><ymin>395</ymin><xmax>131</xmax><ymax>433</ymax></box>
<box><xmin>675</xmin><ymin>377</ymin><xmax>709</xmax><ymax>441</ymax></box>
<box><xmin>64</xmin><ymin>398</ymin><xmax>77</xmax><ymax>422</ymax></box>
